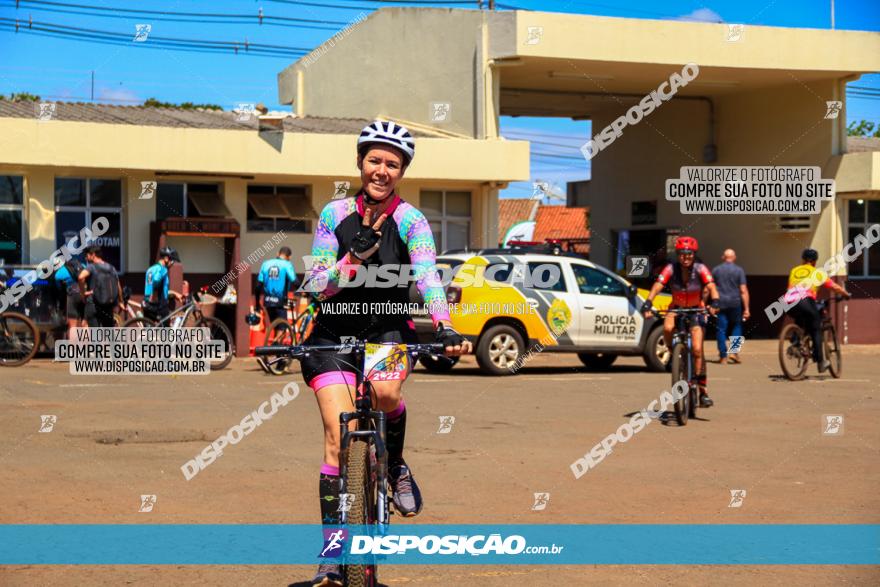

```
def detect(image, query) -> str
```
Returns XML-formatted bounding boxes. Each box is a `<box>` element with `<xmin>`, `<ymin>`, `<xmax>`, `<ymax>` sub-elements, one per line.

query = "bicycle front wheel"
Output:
<box><xmin>198</xmin><ymin>317</ymin><xmax>234</xmax><ymax>370</ymax></box>
<box><xmin>669</xmin><ymin>342</ymin><xmax>689</xmax><ymax>426</ymax></box>
<box><xmin>823</xmin><ymin>326</ymin><xmax>842</xmax><ymax>378</ymax></box>
<box><xmin>264</xmin><ymin>318</ymin><xmax>294</xmax><ymax>375</ymax></box>
<box><xmin>779</xmin><ymin>323</ymin><xmax>810</xmax><ymax>381</ymax></box>
<box><xmin>345</xmin><ymin>439</ymin><xmax>377</xmax><ymax>587</ymax></box>
<box><xmin>0</xmin><ymin>312</ymin><xmax>39</xmax><ymax>366</ymax></box>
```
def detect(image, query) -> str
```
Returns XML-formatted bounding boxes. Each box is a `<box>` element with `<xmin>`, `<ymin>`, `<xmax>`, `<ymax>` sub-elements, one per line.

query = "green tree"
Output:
<box><xmin>0</xmin><ymin>92</ymin><xmax>41</xmax><ymax>101</ymax></box>
<box><xmin>846</xmin><ymin>120</ymin><xmax>880</xmax><ymax>137</ymax></box>
<box><xmin>143</xmin><ymin>97</ymin><xmax>223</xmax><ymax>111</ymax></box>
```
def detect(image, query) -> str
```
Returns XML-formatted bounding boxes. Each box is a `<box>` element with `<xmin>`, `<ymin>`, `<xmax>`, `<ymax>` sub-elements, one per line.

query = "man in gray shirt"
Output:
<box><xmin>712</xmin><ymin>249</ymin><xmax>750</xmax><ymax>363</ymax></box>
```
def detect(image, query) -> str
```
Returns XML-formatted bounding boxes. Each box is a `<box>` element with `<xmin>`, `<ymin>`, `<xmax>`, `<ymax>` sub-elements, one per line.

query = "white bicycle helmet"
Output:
<box><xmin>357</xmin><ymin>120</ymin><xmax>415</xmax><ymax>164</ymax></box>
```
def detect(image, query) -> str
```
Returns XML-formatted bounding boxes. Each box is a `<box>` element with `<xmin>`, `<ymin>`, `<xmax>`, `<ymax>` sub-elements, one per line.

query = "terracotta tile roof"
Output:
<box><xmin>498</xmin><ymin>198</ymin><xmax>538</xmax><ymax>243</ymax></box>
<box><xmin>533</xmin><ymin>206</ymin><xmax>590</xmax><ymax>241</ymax></box>
<box><xmin>0</xmin><ymin>101</ymin><xmax>432</xmax><ymax>135</ymax></box>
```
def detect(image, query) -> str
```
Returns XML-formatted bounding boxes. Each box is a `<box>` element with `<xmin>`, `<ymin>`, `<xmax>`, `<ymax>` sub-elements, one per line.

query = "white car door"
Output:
<box><xmin>569</xmin><ymin>263</ymin><xmax>643</xmax><ymax>349</ymax></box>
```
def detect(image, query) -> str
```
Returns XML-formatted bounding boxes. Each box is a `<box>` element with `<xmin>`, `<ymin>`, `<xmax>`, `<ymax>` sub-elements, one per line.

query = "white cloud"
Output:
<box><xmin>676</xmin><ymin>8</ymin><xmax>724</xmax><ymax>23</ymax></box>
<box><xmin>98</xmin><ymin>86</ymin><xmax>140</xmax><ymax>103</ymax></box>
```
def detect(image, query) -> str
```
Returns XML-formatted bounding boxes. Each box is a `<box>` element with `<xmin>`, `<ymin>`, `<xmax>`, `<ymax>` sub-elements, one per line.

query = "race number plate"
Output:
<box><xmin>364</xmin><ymin>343</ymin><xmax>409</xmax><ymax>381</ymax></box>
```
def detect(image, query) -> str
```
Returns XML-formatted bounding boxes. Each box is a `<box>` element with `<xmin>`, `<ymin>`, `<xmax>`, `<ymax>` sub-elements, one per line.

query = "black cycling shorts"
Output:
<box><xmin>300</xmin><ymin>320</ymin><xmax>418</xmax><ymax>392</ymax></box>
<box><xmin>264</xmin><ymin>306</ymin><xmax>287</xmax><ymax>324</ymax></box>
<box><xmin>66</xmin><ymin>292</ymin><xmax>85</xmax><ymax>321</ymax></box>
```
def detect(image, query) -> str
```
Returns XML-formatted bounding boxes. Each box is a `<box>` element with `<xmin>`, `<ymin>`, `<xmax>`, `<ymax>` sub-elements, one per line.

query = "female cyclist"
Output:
<box><xmin>303</xmin><ymin>120</ymin><xmax>471</xmax><ymax>586</ymax></box>
<box><xmin>641</xmin><ymin>236</ymin><xmax>720</xmax><ymax>407</ymax></box>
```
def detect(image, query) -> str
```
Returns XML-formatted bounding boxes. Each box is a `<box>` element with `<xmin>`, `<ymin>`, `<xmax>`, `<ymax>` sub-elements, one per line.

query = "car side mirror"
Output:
<box><xmin>628</xmin><ymin>284</ymin><xmax>638</xmax><ymax>298</ymax></box>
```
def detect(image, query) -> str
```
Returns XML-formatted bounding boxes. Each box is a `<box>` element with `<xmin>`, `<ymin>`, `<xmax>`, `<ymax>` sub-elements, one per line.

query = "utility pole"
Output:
<box><xmin>831</xmin><ymin>0</ymin><xmax>835</xmax><ymax>29</ymax></box>
<box><xmin>90</xmin><ymin>70</ymin><xmax>94</xmax><ymax>101</ymax></box>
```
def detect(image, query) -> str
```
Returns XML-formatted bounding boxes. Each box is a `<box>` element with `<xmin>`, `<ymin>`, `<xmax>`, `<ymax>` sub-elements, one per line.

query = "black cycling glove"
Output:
<box><xmin>709</xmin><ymin>299</ymin><xmax>721</xmax><ymax>309</ymax></box>
<box><xmin>640</xmin><ymin>300</ymin><xmax>653</xmax><ymax>314</ymax></box>
<box><xmin>436</xmin><ymin>323</ymin><xmax>465</xmax><ymax>348</ymax></box>
<box><xmin>351</xmin><ymin>225</ymin><xmax>382</xmax><ymax>260</ymax></box>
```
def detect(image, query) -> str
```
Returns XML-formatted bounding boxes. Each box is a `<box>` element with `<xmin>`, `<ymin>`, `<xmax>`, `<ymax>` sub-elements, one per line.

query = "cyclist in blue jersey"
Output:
<box><xmin>143</xmin><ymin>247</ymin><xmax>181</xmax><ymax>322</ymax></box>
<box><xmin>53</xmin><ymin>256</ymin><xmax>85</xmax><ymax>337</ymax></box>
<box><xmin>255</xmin><ymin>246</ymin><xmax>299</xmax><ymax>324</ymax></box>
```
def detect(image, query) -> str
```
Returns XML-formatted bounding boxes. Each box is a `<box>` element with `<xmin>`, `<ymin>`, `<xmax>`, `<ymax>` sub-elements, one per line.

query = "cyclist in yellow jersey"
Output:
<box><xmin>784</xmin><ymin>249</ymin><xmax>850</xmax><ymax>372</ymax></box>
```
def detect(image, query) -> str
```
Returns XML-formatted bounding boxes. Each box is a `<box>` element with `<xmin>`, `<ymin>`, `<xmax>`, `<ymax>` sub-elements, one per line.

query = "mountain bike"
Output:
<box><xmin>122</xmin><ymin>289</ymin><xmax>234</xmax><ymax>370</ymax></box>
<box><xmin>778</xmin><ymin>296</ymin><xmax>844</xmax><ymax>381</ymax></box>
<box><xmin>658</xmin><ymin>308</ymin><xmax>708</xmax><ymax>426</ymax></box>
<box><xmin>0</xmin><ymin>310</ymin><xmax>39</xmax><ymax>366</ymax></box>
<box><xmin>255</xmin><ymin>340</ymin><xmax>445</xmax><ymax>587</ymax></box>
<box><xmin>262</xmin><ymin>296</ymin><xmax>318</xmax><ymax>376</ymax></box>
<box><xmin>114</xmin><ymin>286</ymin><xmax>143</xmax><ymax>326</ymax></box>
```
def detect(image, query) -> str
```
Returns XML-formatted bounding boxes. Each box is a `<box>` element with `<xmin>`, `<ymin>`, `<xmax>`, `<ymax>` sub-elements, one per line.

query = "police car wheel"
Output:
<box><xmin>643</xmin><ymin>326</ymin><xmax>669</xmax><ymax>372</ymax></box>
<box><xmin>577</xmin><ymin>353</ymin><xmax>616</xmax><ymax>370</ymax></box>
<box><xmin>476</xmin><ymin>324</ymin><xmax>524</xmax><ymax>376</ymax></box>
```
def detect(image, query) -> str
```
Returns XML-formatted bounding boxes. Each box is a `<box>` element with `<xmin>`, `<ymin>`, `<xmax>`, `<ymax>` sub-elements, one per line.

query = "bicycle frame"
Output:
<box><xmin>152</xmin><ymin>297</ymin><xmax>200</xmax><ymax>327</ymax></box>
<box><xmin>338</xmin><ymin>362</ymin><xmax>390</xmax><ymax>526</ymax></box>
<box><xmin>255</xmin><ymin>341</ymin><xmax>444</xmax><ymax>529</ymax></box>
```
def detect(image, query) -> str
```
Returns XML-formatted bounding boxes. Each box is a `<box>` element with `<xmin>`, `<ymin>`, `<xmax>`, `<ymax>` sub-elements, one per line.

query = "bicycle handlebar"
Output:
<box><xmin>254</xmin><ymin>342</ymin><xmax>447</xmax><ymax>359</ymax></box>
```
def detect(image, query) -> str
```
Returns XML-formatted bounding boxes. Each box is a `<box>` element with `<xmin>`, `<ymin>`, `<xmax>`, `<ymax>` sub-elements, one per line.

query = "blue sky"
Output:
<box><xmin>1</xmin><ymin>0</ymin><xmax>878</xmax><ymax>201</ymax></box>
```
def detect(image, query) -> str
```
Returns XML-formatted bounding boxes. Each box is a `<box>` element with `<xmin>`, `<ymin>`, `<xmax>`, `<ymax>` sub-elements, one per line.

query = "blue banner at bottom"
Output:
<box><xmin>1</xmin><ymin>524</ymin><xmax>877</xmax><ymax>565</ymax></box>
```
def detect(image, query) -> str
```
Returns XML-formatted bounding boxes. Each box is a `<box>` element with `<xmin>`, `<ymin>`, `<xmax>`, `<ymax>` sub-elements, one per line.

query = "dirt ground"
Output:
<box><xmin>1</xmin><ymin>340</ymin><xmax>878</xmax><ymax>585</ymax></box>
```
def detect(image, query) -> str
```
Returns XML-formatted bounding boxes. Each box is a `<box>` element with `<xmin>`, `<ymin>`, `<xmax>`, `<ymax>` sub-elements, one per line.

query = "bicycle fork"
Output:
<box><xmin>338</xmin><ymin>409</ymin><xmax>390</xmax><ymax>526</ymax></box>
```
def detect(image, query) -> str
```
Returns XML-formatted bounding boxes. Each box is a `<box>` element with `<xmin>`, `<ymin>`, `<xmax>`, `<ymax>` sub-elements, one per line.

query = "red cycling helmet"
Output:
<box><xmin>675</xmin><ymin>236</ymin><xmax>699</xmax><ymax>253</ymax></box>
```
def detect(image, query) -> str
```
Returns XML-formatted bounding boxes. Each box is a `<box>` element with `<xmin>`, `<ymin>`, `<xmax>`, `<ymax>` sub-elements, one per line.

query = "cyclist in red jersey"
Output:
<box><xmin>641</xmin><ymin>236</ymin><xmax>720</xmax><ymax>407</ymax></box>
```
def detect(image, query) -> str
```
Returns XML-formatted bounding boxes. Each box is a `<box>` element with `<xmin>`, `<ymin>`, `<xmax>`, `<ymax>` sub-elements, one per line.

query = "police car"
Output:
<box><xmin>412</xmin><ymin>248</ymin><xmax>672</xmax><ymax>376</ymax></box>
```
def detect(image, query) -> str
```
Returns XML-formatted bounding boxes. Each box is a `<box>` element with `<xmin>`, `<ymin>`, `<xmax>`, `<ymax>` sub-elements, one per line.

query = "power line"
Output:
<box><xmin>4</xmin><ymin>0</ymin><xmax>347</xmax><ymax>30</ymax></box>
<box><xmin>0</xmin><ymin>19</ymin><xmax>309</xmax><ymax>57</ymax></box>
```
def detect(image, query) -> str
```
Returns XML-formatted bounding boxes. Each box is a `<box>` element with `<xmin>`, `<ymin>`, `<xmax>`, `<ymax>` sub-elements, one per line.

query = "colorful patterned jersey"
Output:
<box><xmin>305</xmin><ymin>190</ymin><xmax>450</xmax><ymax>332</ymax></box>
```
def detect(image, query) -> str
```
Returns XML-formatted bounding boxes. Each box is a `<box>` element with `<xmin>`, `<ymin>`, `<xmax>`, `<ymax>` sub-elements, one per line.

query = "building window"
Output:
<box><xmin>421</xmin><ymin>190</ymin><xmax>471</xmax><ymax>252</ymax></box>
<box><xmin>156</xmin><ymin>182</ymin><xmax>230</xmax><ymax>221</ymax></box>
<box><xmin>55</xmin><ymin>178</ymin><xmax>124</xmax><ymax>272</ymax></box>
<box><xmin>847</xmin><ymin>199</ymin><xmax>880</xmax><ymax>277</ymax></box>
<box><xmin>0</xmin><ymin>175</ymin><xmax>24</xmax><ymax>266</ymax></box>
<box><xmin>246</xmin><ymin>184</ymin><xmax>314</xmax><ymax>233</ymax></box>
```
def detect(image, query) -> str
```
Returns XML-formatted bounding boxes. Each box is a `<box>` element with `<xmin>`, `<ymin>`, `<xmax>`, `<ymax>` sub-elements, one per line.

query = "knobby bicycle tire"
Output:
<box><xmin>823</xmin><ymin>325</ymin><xmax>842</xmax><ymax>379</ymax></box>
<box><xmin>344</xmin><ymin>439</ymin><xmax>376</xmax><ymax>587</ymax></box>
<box><xmin>0</xmin><ymin>311</ymin><xmax>39</xmax><ymax>367</ymax></box>
<box><xmin>670</xmin><ymin>342</ymin><xmax>689</xmax><ymax>426</ymax></box>
<box><xmin>778</xmin><ymin>323</ymin><xmax>810</xmax><ymax>381</ymax></box>
<box><xmin>198</xmin><ymin>317</ymin><xmax>234</xmax><ymax>370</ymax></box>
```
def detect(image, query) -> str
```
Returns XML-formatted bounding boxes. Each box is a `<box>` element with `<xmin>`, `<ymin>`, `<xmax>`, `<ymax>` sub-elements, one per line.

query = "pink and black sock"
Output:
<box><xmin>319</xmin><ymin>463</ymin><xmax>340</xmax><ymax>525</ymax></box>
<box><xmin>386</xmin><ymin>399</ymin><xmax>407</xmax><ymax>463</ymax></box>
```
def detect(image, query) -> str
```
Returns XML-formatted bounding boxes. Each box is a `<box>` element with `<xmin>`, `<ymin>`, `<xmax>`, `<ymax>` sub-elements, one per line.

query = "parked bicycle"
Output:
<box><xmin>255</xmin><ymin>340</ymin><xmax>445</xmax><ymax>587</ymax></box>
<box><xmin>122</xmin><ymin>287</ymin><xmax>234</xmax><ymax>370</ymax></box>
<box><xmin>261</xmin><ymin>295</ymin><xmax>318</xmax><ymax>376</ymax></box>
<box><xmin>778</xmin><ymin>296</ymin><xmax>844</xmax><ymax>381</ymax></box>
<box><xmin>656</xmin><ymin>308</ymin><xmax>709</xmax><ymax>425</ymax></box>
<box><xmin>114</xmin><ymin>286</ymin><xmax>143</xmax><ymax>326</ymax></box>
<box><xmin>0</xmin><ymin>309</ymin><xmax>39</xmax><ymax>367</ymax></box>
